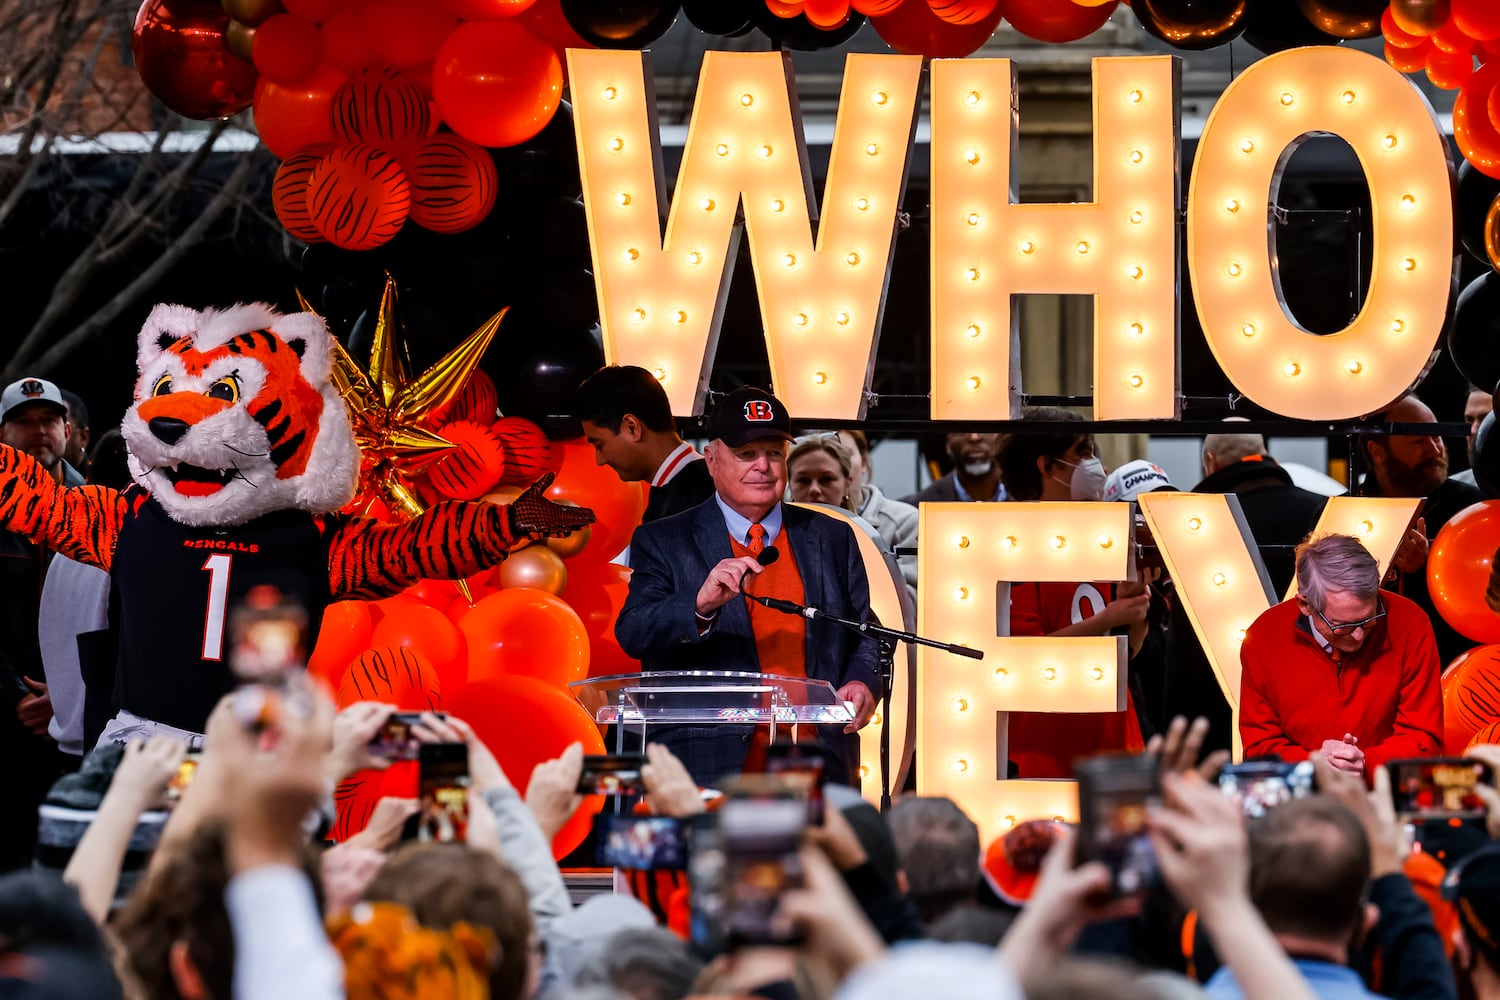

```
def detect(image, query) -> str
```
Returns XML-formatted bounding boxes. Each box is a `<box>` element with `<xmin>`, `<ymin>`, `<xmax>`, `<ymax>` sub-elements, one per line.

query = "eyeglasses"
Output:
<box><xmin>1312</xmin><ymin>599</ymin><xmax>1387</xmax><ymax>636</ymax></box>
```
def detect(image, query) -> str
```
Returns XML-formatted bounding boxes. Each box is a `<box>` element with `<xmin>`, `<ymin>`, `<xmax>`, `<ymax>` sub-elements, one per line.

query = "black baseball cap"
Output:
<box><xmin>1443</xmin><ymin>843</ymin><xmax>1500</xmax><ymax>969</ymax></box>
<box><xmin>706</xmin><ymin>386</ymin><xmax>795</xmax><ymax>448</ymax></box>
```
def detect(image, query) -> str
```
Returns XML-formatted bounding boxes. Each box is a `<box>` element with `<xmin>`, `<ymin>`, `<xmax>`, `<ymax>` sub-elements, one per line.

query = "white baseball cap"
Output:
<box><xmin>1104</xmin><ymin>459</ymin><xmax>1174</xmax><ymax>502</ymax></box>
<box><xmin>1</xmin><ymin>376</ymin><xmax>66</xmax><ymax>423</ymax></box>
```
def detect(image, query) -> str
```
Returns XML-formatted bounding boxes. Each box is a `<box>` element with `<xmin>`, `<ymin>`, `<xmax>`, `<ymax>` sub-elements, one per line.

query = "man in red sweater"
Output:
<box><xmin>1239</xmin><ymin>533</ymin><xmax>1442</xmax><ymax>775</ymax></box>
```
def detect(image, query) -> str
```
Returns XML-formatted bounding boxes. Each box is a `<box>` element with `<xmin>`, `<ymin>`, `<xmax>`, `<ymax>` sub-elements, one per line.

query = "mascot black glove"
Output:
<box><xmin>507</xmin><ymin>473</ymin><xmax>596</xmax><ymax>541</ymax></box>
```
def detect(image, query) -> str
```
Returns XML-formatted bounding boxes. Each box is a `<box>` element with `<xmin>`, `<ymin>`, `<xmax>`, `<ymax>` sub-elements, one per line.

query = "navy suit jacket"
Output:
<box><xmin>615</xmin><ymin>497</ymin><xmax>880</xmax><ymax>787</ymax></box>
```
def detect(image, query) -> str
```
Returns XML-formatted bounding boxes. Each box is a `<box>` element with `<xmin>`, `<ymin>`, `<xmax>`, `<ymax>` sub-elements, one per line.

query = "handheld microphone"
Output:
<box><xmin>738</xmin><ymin>544</ymin><xmax>781</xmax><ymax>601</ymax></box>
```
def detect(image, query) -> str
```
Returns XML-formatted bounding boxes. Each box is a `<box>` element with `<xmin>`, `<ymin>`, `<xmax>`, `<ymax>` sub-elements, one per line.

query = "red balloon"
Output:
<box><xmin>284</xmin><ymin>0</ymin><xmax>346</xmax><ymax>20</ymax></box>
<box><xmin>519</xmin><ymin>0</ymin><xmax>594</xmax><ymax>68</ymax></box>
<box><xmin>1382</xmin><ymin>5</ymin><xmax>1426</xmax><ymax>46</ymax></box>
<box><xmin>132</xmin><ymin>0</ymin><xmax>258</xmax><ymax>120</ymax></box>
<box><xmin>405</xmin><ymin>134</ymin><xmax>500</xmax><ymax>234</ymax></box>
<box><xmin>333</xmin><ymin>761</ymin><xmax>417</xmax><ymax>841</ymax></box>
<box><xmin>271</xmin><ymin>144</ymin><xmax>332</xmax><ymax>243</ymax></box>
<box><xmin>561</xmin><ymin>560</ymin><xmax>639</xmax><ymax>678</ymax></box>
<box><xmin>307</xmin><ymin>599</ymin><xmax>374</xmax><ymax>692</ymax></box>
<box><xmin>432</xmin><ymin>21</ymin><xmax>563</xmax><ymax>149</ymax></box>
<box><xmin>546</xmin><ymin>439</ymin><xmax>646</xmax><ymax>564</ymax></box>
<box><xmin>928</xmin><ymin>0</ymin><xmax>999</xmax><ymax>26</ymax></box>
<box><xmin>1428</xmin><ymin>500</ymin><xmax>1500</xmax><ymax>641</ymax></box>
<box><xmin>493</xmin><ymin>417</ymin><xmax>556</xmax><ymax>485</ymax></box>
<box><xmin>997</xmin><ymin>0</ymin><xmax>1117</xmax><ymax>42</ymax></box>
<box><xmin>307</xmin><ymin>145</ymin><xmax>412</xmax><ymax>251</ymax></box>
<box><xmin>1455</xmin><ymin>0</ymin><xmax>1500</xmax><ymax>40</ymax></box>
<box><xmin>252</xmin><ymin>13</ymin><xmax>323</xmax><ymax>85</ymax></box>
<box><xmin>331</xmin><ymin>67</ymin><xmax>432</xmax><ymax>153</ymax></box>
<box><xmin>1442</xmin><ymin>644</ymin><xmax>1500</xmax><ymax>753</ymax></box>
<box><xmin>361</xmin><ymin>0</ymin><xmax>458</xmax><ymax>67</ymax></box>
<box><xmin>253</xmin><ymin>67</ymin><xmax>345</xmax><ymax>159</ymax></box>
<box><xmin>428</xmin><ymin>420</ymin><xmax>507</xmax><ymax>501</ymax></box>
<box><xmin>458</xmin><ymin>588</ymin><xmax>589</xmax><ymax>687</ymax></box>
<box><xmin>870</xmin><ymin>0</ymin><xmax>1003</xmax><ymax>56</ymax></box>
<box><xmin>444</xmin><ymin>370</ymin><xmax>500</xmax><ymax>426</ymax></box>
<box><xmin>1427</xmin><ymin>45</ymin><xmax>1477</xmax><ymax>89</ymax></box>
<box><xmin>445</xmin><ymin>0</ymin><xmax>539</xmax><ymax>16</ymax></box>
<box><xmin>320</xmin><ymin>9</ymin><xmax>376</xmax><ymax>73</ymax></box>
<box><xmin>338</xmin><ymin>646</ymin><xmax>442</xmax><ymax>710</ymax></box>
<box><xmin>370</xmin><ymin>601</ymin><xmax>469</xmax><ymax>697</ymax></box>
<box><xmin>403</xmin><ymin>578</ymin><xmax>464</xmax><ymax>608</ymax></box>
<box><xmin>1456</xmin><ymin>62</ymin><xmax>1500</xmax><ymax>179</ymax></box>
<box><xmin>1387</xmin><ymin>39</ymin><xmax>1433</xmax><ymax>73</ymax></box>
<box><xmin>449</xmin><ymin>675</ymin><xmax>606</xmax><ymax>859</ymax></box>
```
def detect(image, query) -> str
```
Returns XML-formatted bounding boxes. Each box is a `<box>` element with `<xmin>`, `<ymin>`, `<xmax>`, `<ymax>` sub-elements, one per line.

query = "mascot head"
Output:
<box><xmin>121</xmin><ymin>303</ymin><xmax>360</xmax><ymax>526</ymax></box>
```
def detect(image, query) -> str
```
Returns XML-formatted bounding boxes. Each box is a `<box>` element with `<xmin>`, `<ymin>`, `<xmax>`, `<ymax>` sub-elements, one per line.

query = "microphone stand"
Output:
<box><xmin>751</xmin><ymin>594</ymin><xmax>983</xmax><ymax>813</ymax></box>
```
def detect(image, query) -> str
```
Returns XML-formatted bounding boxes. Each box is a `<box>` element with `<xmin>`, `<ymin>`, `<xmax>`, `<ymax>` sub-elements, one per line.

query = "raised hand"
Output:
<box><xmin>506</xmin><ymin>472</ymin><xmax>596</xmax><ymax>540</ymax></box>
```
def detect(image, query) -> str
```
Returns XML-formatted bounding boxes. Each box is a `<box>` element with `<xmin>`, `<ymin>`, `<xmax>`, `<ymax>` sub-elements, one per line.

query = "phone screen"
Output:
<box><xmin>227</xmin><ymin>585</ymin><xmax>309</xmax><ymax>683</ymax></box>
<box><xmin>369</xmin><ymin>713</ymin><xmax>436</xmax><ymax>762</ymax></box>
<box><xmin>764</xmin><ymin>745</ymin><xmax>828</xmax><ymax>825</ymax></box>
<box><xmin>577</xmin><ymin>755</ymin><xmax>648</xmax><ymax>796</ymax></box>
<box><xmin>1389</xmin><ymin>758</ymin><xmax>1494</xmax><ymax>820</ymax></box>
<box><xmin>1219</xmin><ymin>760</ymin><xmax>1316</xmax><ymax>818</ymax></box>
<box><xmin>1074</xmin><ymin>754</ymin><xmax>1160</xmax><ymax>898</ymax></box>
<box><xmin>595</xmin><ymin>814</ymin><xmax>687</xmax><ymax>869</ymax></box>
<box><xmin>415</xmin><ymin>743</ymin><xmax>469</xmax><ymax>844</ymax></box>
<box><xmin>167</xmin><ymin>751</ymin><xmax>201</xmax><ymax>803</ymax></box>
<box><xmin>719</xmin><ymin>795</ymin><xmax>806</xmax><ymax>947</ymax></box>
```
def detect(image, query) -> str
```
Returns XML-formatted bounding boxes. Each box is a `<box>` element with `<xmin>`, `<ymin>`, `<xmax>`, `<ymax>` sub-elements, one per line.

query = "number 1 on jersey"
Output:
<box><xmin>201</xmin><ymin>553</ymin><xmax>233</xmax><ymax>660</ymax></box>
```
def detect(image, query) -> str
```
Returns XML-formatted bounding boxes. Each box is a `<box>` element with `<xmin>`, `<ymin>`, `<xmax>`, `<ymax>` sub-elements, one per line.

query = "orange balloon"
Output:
<box><xmin>546</xmin><ymin>439</ymin><xmax>646</xmax><ymax>564</ymax></box>
<box><xmin>1455</xmin><ymin>62</ymin><xmax>1500</xmax><ymax>180</ymax></box>
<box><xmin>428</xmin><ymin>420</ymin><xmax>507</xmax><ymax>501</ymax></box>
<box><xmin>253</xmin><ymin>66</ymin><xmax>345</xmax><ymax>160</ymax></box>
<box><xmin>1442</xmin><ymin>644</ymin><xmax>1500</xmax><ymax>753</ymax></box>
<box><xmin>432</xmin><ymin>20</ymin><xmax>562</xmax><ymax>149</ymax></box>
<box><xmin>1427</xmin><ymin>500</ymin><xmax>1500</xmax><ymax>642</ymax></box>
<box><xmin>271</xmin><ymin>144</ymin><xmax>332</xmax><ymax>243</ymax></box>
<box><xmin>448</xmin><ymin>675</ymin><xmax>606</xmax><ymax>858</ymax></box>
<box><xmin>1469</xmin><ymin>720</ymin><xmax>1500</xmax><ymax>752</ymax></box>
<box><xmin>308</xmin><ymin>600</ymin><xmax>374</xmax><ymax>691</ymax></box>
<box><xmin>457</xmin><ymin>588</ymin><xmax>589</xmax><ymax>688</ymax></box>
<box><xmin>402</xmin><ymin>578</ymin><xmax>461</xmax><ymax>608</ymax></box>
<box><xmin>562</xmin><ymin>560</ymin><xmax>639</xmax><ymax>678</ymax></box>
<box><xmin>307</xmin><ymin>145</ymin><xmax>411</xmax><ymax>251</ymax></box>
<box><xmin>338</xmin><ymin>646</ymin><xmax>442</xmax><ymax>710</ymax></box>
<box><xmin>499</xmin><ymin>545</ymin><xmax>568</xmax><ymax>594</ymax></box>
<box><xmin>333</xmin><ymin>761</ymin><xmax>417</xmax><ymax>842</ymax></box>
<box><xmin>371</xmin><ymin>602</ymin><xmax>469</xmax><ymax>697</ymax></box>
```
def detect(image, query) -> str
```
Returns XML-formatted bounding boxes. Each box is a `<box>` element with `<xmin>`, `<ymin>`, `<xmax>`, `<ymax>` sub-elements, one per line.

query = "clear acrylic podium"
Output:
<box><xmin>569</xmin><ymin>670</ymin><xmax>855</xmax><ymax>753</ymax></box>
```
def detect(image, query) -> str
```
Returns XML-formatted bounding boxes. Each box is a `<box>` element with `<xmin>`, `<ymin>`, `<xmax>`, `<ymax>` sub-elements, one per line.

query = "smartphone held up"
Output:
<box><xmin>1074</xmin><ymin>753</ymin><xmax>1160</xmax><ymax>898</ymax></box>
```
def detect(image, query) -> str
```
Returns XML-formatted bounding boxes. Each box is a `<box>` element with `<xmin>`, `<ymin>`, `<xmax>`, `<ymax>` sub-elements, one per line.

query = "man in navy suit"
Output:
<box><xmin>615</xmin><ymin>386</ymin><xmax>880</xmax><ymax>788</ymax></box>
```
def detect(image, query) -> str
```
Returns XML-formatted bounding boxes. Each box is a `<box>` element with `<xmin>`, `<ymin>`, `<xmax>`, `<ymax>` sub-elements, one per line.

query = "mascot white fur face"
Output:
<box><xmin>121</xmin><ymin>303</ymin><xmax>360</xmax><ymax>527</ymax></box>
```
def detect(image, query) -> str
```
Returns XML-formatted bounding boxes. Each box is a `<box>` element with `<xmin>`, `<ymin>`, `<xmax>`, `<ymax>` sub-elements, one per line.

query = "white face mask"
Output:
<box><xmin>1054</xmin><ymin>456</ymin><xmax>1107</xmax><ymax>501</ymax></box>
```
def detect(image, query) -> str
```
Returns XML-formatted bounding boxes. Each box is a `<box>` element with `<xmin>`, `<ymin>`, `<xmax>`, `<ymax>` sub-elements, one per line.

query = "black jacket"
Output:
<box><xmin>642</xmin><ymin>457</ymin><xmax>714</xmax><ymax>524</ymax></box>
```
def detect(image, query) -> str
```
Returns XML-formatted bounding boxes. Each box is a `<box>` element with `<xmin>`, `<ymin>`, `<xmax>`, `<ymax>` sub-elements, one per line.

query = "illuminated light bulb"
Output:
<box><xmin>1129</xmin><ymin>209</ymin><xmax>1145</xmax><ymax>225</ymax></box>
<box><xmin>953</xmin><ymin>586</ymin><xmax>969</xmax><ymax>601</ymax></box>
<box><xmin>1399</xmin><ymin>257</ymin><xmax>1416</xmax><ymax>272</ymax></box>
<box><xmin>1002</xmin><ymin>814</ymin><xmax>1017</xmax><ymax>829</ymax></box>
<box><xmin>955</xmin><ymin>535</ymin><xmax>971</xmax><ymax>549</ymax></box>
<box><xmin>651</xmin><ymin>367</ymin><xmax>666</xmax><ymax>381</ymax></box>
<box><xmin>602</xmin><ymin>86</ymin><xmax>618</xmax><ymax>102</ymax></box>
<box><xmin>953</xmin><ymin>697</ymin><xmax>969</xmax><ymax>713</ymax></box>
<box><xmin>871</xmin><ymin>90</ymin><xmax>888</xmax><ymax>106</ymax></box>
<box><xmin>768</xmin><ymin>198</ymin><xmax>785</xmax><ymax>214</ymax></box>
<box><xmin>858</xmin><ymin>764</ymin><xmax>870</xmax><ymax>779</ymax></box>
<box><xmin>835</xmin><ymin>311</ymin><xmax>851</xmax><ymax>327</ymax></box>
<box><xmin>1236</xmin><ymin>628</ymin><xmax>1248</xmax><ymax>642</ymax></box>
<box><xmin>963</xmin><ymin>147</ymin><xmax>981</xmax><ymax>165</ymax></box>
<box><xmin>685</xmin><ymin>250</ymin><xmax>703</xmax><ymax>266</ymax></box>
<box><xmin>757</xmin><ymin>144</ymin><xmax>772</xmax><ymax>159</ymax></box>
<box><xmin>739</xmin><ymin>92</ymin><xmax>754</xmax><ymax>107</ymax></box>
<box><xmin>965</xmin><ymin>375</ymin><xmax>982</xmax><ymax>391</ymax></box>
<box><xmin>609</xmin><ymin>136</ymin><xmax>625</xmax><ymax>152</ymax></box>
<box><xmin>1128</xmin><ymin>149</ymin><xmax>1145</xmax><ymax>165</ymax></box>
<box><xmin>1341</xmin><ymin>89</ymin><xmax>1357</xmax><ymax>106</ymax></box>
<box><xmin>1128</xmin><ymin>265</ymin><xmax>1145</xmax><ymax>280</ymax></box>
<box><xmin>993</xmin><ymin>666</ymin><xmax>1009</xmax><ymax>681</ymax></box>
<box><xmin>622</xmin><ymin>247</ymin><xmax>640</xmax><ymax>263</ymax></box>
<box><xmin>845</xmin><ymin>250</ymin><xmax>861</xmax><ymax>266</ymax></box>
<box><xmin>1002</xmin><ymin>535</ymin><xmax>1018</xmax><ymax>549</ymax></box>
<box><xmin>811</xmin><ymin>371</ymin><xmax>828</xmax><ymax>386</ymax></box>
<box><xmin>1382</xmin><ymin>133</ymin><xmax>1398</xmax><ymax>149</ymax></box>
<box><xmin>1359</xmin><ymin>519</ymin><xmax>1374</xmax><ymax>534</ymax></box>
<box><xmin>793</xmin><ymin>312</ymin><xmax>809</xmax><ymax>328</ymax></box>
<box><xmin>1187</xmin><ymin>516</ymin><xmax>1202</xmax><ymax>531</ymax></box>
<box><xmin>1212</xmin><ymin>572</ymin><xmax>1228</xmax><ymax>587</ymax></box>
<box><xmin>1098</xmin><ymin>533</ymin><xmax>1114</xmax><ymax>549</ymax></box>
<box><xmin>964</xmin><ymin>267</ymin><xmax>981</xmax><ymax>282</ymax></box>
<box><xmin>871</xmin><ymin>712</ymin><xmax>882</xmax><ymax>725</ymax></box>
<box><xmin>1128</xmin><ymin>322</ymin><xmax>1145</xmax><ymax>338</ymax></box>
<box><xmin>1224</xmin><ymin>197</ymin><xmax>1241</xmax><ymax>213</ymax></box>
<box><xmin>1075</xmin><ymin>240</ymin><xmax>1091</xmax><ymax>255</ymax></box>
<box><xmin>854</xmin><ymin>196</ymin><xmax>870</xmax><ymax>212</ymax></box>
<box><xmin>1241</xmin><ymin>322</ymin><xmax>1256</xmax><ymax>338</ymax></box>
<box><xmin>964</xmin><ymin>90</ymin><xmax>981</xmax><ymax>107</ymax></box>
<box><xmin>965</xmin><ymin>211</ymin><xmax>981</xmax><ymax>227</ymax></box>
<box><xmin>865</xmin><ymin>142</ymin><xmax>880</xmax><ymax>157</ymax></box>
<box><xmin>1279</xmin><ymin>91</ymin><xmax>1295</xmax><ymax>107</ymax></box>
<box><xmin>699</xmin><ymin>196</ymin><xmax>715</xmax><ymax>212</ymax></box>
<box><xmin>1345</xmin><ymin>358</ymin><xmax>1364</xmax><ymax>375</ymax></box>
<box><xmin>1051</xmin><ymin>535</ymin><xmax>1066</xmax><ymax>550</ymax></box>
<box><xmin>1390</xmin><ymin>319</ymin><xmax>1406</xmax><ymax>334</ymax></box>
<box><xmin>672</xmin><ymin>310</ymin><xmax>687</xmax><ymax>325</ymax></box>
<box><xmin>714</xmin><ymin>142</ymin><xmax>729</xmax><ymax>157</ymax></box>
<box><xmin>1128</xmin><ymin>372</ymin><xmax>1144</xmax><ymax>389</ymax></box>
<box><xmin>631</xmin><ymin>307</ymin><xmax>647</xmax><ymax>323</ymax></box>
<box><xmin>782</xmin><ymin>252</ymin><xmax>797</xmax><ymax>268</ymax></box>
<box><xmin>1041</xmin><ymin>666</ymin><xmax>1058</xmax><ymax>681</ymax></box>
<box><xmin>1400</xmin><ymin>194</ymin><xmax>1416</xmax><ymax>210</ymax></box>
<box><xmin>1226</xmin><ymin>261</ymin><xmax>1244</xmax><ymax>277</ymax></box>
<box><xmin>615</xmin><ymin>192</ymin><xmax>631</xmax><ymax>207</ymax></box>
<box><xmin>1090</xmin><ymin>666</ymin><xmax>1105</xmax><ymax>682</ymax></box>
<box><xmin>1018</xmin><ymin>239</ymin><xmax>1036</xmax><ymax>255</ymax></box>
<box><xmin>1283</xmin><ymin>360</ymin><xmax>1302</xmax><ymax>378</ymax></box>
<box><xmin>952</xmin><ymin>758</ymin><xmax>969</xmax><ymax>774</ymax></box>
<box><xmin>1240</xmin><ymin>138</ymin><xmax>1255</xmax><ymax>153</ymax></box>
<box><xmin>1127</xmin><ymin>88</ymin><xmax>1143</xmax><ymax>104</ymax></box>
<box><xmin>966</xmin><ymin>323</ymin><xmax>982</xmax><ymax>339</ymax></box>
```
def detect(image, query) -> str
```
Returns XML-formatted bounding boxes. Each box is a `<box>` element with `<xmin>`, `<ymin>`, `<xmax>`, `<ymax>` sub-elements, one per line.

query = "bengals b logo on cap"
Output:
<box><xmin>707</xmin><ymin>386</ymin><xmax>794</xmax><ymax>448</ymax></box>
<box><xmin>743</xmin><ymin>400</ymin><xmax>774</xmax><ymax>422</ymax></box>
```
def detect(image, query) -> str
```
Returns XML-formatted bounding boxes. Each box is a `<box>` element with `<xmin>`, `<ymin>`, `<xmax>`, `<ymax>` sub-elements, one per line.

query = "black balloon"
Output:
<box><xmin>517</xmin><ymin>198</ymin><xmax>593</xmax><ymax>267</ymax></box>
<box><xmin>1474</xmin><ymin>409</ymin><xmax>1500</xmax><ymax>497</ymax></box>
<box><xmin>1132</xmin><ymin>0</ymin><xmax>1249</xmax><ymax>49</ymax></box>
<box><xmin>748</xmin><ymin>4</ymin><xmax>866</xmax><ymax>51</ymax></box>
<box><xmin>561</xmin><ymin>0</ymin><xmax>680</xmax><ymax>48</ymax></box>
<box><xmin>527</xmin><ymin>268</ymin><xmax>600</xmax><ymax>335</ymax></box>
<box><xmin>1450</xmin><ymin>272</ymin><xmax>1500</xmax><ymax>394</ymax></box>
<box><xmin>1244</xmin><ymin>0</ymin><xmax>1340</xmax><ymax>52</ymax></box>
<box><xmin>1457</xmin><ymin>160</ymin><xmax>1500</xmax><ymax>268</ymax></box>
<box><xmin>482</xmin><ymin>324</ymin><xmax>606</xmax><ymax>432</ymax></box>
<box><xmin>1294</xmin><ymin>0</ymin><xmax>1385</xmax><ymax>38</ymax></box>
<box><xmin>682</xmin><ymin>0</ymin><xmax>755</xmax><ymax>36</ymax></box>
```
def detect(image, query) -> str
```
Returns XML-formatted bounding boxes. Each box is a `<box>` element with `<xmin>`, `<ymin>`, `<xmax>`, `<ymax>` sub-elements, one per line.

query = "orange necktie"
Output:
<box><xmin>747</xmin><ymin>523</ymin><xmax>765</xmax><ymax>557</ymax></box>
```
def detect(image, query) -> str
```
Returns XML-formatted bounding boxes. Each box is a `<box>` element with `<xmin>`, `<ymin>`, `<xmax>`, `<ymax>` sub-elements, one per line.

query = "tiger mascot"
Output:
<box><xmin>0</xmin><ymin>302</ymin><xmax>592</xmax><ymax>741</ymax></box>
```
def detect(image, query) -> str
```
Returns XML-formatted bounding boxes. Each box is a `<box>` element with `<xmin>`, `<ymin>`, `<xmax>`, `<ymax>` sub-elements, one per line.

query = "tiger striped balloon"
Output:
<box><xmin>493</xmin><ymin>416</ymin><xmax>556</xmax><ymax>485</ymax></box>
<box><xmin>330</xmin><ymin>66</ymin><xmax>431</xmax><ymax>152</ymax></box>
<box><xmin>271</xmin><ymin>143</ymin><xmax>333</xmax><ymax>243</ymax></box>
<box><xmin>405</xmin><ymin>133</ymin><xmax>499</xmax><ymax>234</ymax></box>
<box><xmin>337</xmin><ymin>645</ymin><xmax>442</xmax><ymax>710</ymax></box>
<box><xmin>445</xmin><ymin>369</ymin><xmax>499</xmax><ymax>425</ymax></box>
<box><xmin>307</xmin><ymin>145</ymin><xmax>411</xmax><ymax>251</ymax></box>
<box><xmin>428</xmin><ymin>419</ymin><xmax>506</xmax><ymax>501</ymax></box>
<box><xmin>852</xmin><ymin>0</ymin><xmax>902</xmax><ymax>13</ymax></box>
<box><xmin>928</xmin><ymin>0</ymin><xmax>998</xmax><ymax>25</ymax></box>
